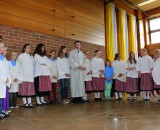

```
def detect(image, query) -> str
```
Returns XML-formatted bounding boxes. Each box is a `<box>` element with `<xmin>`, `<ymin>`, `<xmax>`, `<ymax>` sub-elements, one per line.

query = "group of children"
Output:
<box><xmin>83</xmin><ymin>48</ymin><xmax>160</xmax><ymax>102</ymax></box>
<box><xmin>0</xmin><ymin>41</ymin><xmax>72</xmax><ymax>120</ymax></box>
<box><xmin>0</xmin><ymin>37</ymin><xmax>160</xmax><ymax>120</ymax></box>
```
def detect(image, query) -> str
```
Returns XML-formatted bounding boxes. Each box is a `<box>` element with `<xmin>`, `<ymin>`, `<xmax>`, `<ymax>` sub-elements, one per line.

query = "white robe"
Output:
<box><xmin>91</xmin><ymin>57</ymin><xmax>105</xmax><ymax>78</ymax></box>
<box><xmin>69</xmin><ymin>49</ymin><xmax>86</xmax><ymax>97</ymax></box>
<box><xmin>152</xmin><ymin>58</ymin><xmax>160</xmax><ymax>85</ymax></box>
<box><xmin>8</xmin><ymin>60</ymin><xmax>20</xmax><ymax>93</ymax></box>
<box><xmin>16</xmin><ymin>53</ymin><xmax>34</xmax><ymax>82</ymax></box>
<box><xmin>56</xmin><ymin>57</ymin><xmax>70</xmax><ymax>80</ymax></box>
<box><xmin>112</xmin><ymin>60</ymin><xmax>126</xmax><ymax>82</ymax></box>
<box><xmin>137</xmin><ymin>55</ymin><xmax>153</xmax><ymax>73</ymax></box>
<box><xmin>0</xmin><ymin>56</ymin><xmax>8</xmax><ymax>98</ymax></box>
<box><xmin>125</xmin><ymin>60</ymin><xmax>138</xmax><ymax>78</ymax></box>
<box><xmin>49</xmin><ymin>58</ymin><xmax>58</xmax><ymax>83</ymax></box>
<box><xmin>34</xmin><ymin>54</ymin><xmax>51</xmax><ymax>77</ymax></box>
<box><xmin>0</xmin><ymin>54</ymin><xmax>11</xmax><ymax>98</ymax></box>
<box><xmin>84</xmin><ymin>59</ymin><xmax>92</xmax><ymax>81</ymax></box>
<box><xmin>4</xmin><ymin>58</ymin><xmax>12</xmax><ymax>87</ymax></box>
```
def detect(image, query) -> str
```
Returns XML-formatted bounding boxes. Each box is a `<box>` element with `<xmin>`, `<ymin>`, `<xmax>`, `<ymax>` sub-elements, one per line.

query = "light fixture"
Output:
<box><xmin>138</xmin><ymin>0</ymin><xmax>157</xmax><ymax>6</ymax></box>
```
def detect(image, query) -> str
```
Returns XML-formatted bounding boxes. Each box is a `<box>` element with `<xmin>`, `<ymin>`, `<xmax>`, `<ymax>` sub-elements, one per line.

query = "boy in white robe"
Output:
<box><xmin>48</xmin><ymin>50</ymin><xmax>58</xmax><ymax>103</ymax></box>
<box><xmin>8</xmin><ymin>52</ymin><xmax>19</xmax><ymax>108</ymax></box>
<box><xmin>0</xmin><ymin>43</ymin><xmax>9</xmax><ymax>119</ymax></box>
<box><xmin>2</xmin><ymin>47</ymin><xmax>11</xmax><ymax>116</ymax></box>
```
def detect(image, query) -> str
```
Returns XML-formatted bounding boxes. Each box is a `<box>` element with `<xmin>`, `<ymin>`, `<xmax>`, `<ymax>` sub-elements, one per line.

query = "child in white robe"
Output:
<box><xmin>83</xmin><ymin>51</ymin><xmax>92</xmax><ymax>101</ymax></box>
<box><xmin>91</xmin><ymin>50</ymin><xmax>105</xmax><ymax>101</ymax></box>
<box><xmin>112</xmin><ymin>53</ymin><xmax>126</xmax><ymax>100</ymax></box>
<box><xmin>2</xmin><ymin>47</ymin><xmax>11</xmax><ymax>116</ymax></box>
<box><xmin>0</xmin><ymin>42</ymin><xmax>9</xmax><ymax>119</ymax></box>
<box><xmin>125</xmin><ymin>52</ymin><xmax>139</xmax><ymax>100</ymax></box>
<box><xmin>34</xmin><ymin>43</ymin><xmax>51</xmax><ymax>106</ymax></box>
<box><xmin>48</xmin><ymin>50</ymin><xmax>58</xmax><ymax>103</ymax></box>
<box><xmin>17</xmin><ymin>44</ymin><xmax>35</xmax><ymax>108</ymax></box>
<box><xmin>57</xmin><ymin>46</ymin><xmax>70</xmax><ymax>104</ymax></box>
<box><xmin>137</xmin><ymin>48</ymin><xmax>153</xmax><ymax>101</ymax></box>
<box><xmin>152</xmin><ymin>49</ymin><xmax>160</xmax><ymax>101</ymax></box>
<box><xmin>8</xmin><ymin>52</ymin><xmax>19</xmax><ymax>108</ymax></box>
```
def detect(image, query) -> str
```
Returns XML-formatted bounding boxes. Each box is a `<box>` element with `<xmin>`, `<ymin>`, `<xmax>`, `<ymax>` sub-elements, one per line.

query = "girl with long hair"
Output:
<box><xmin>125</xmin><ymin>52</ymin><xmax>139</xmax><ymax>100</ymax></box>
<box><xmin>34</xmin><ymin>43</ymin><xmax>52</xmax><ymax>106</ymax></box>
<box><xmin>57</xmin><ymin>46</ymin><xmax>70</xmax><ymax>104</ymax></box>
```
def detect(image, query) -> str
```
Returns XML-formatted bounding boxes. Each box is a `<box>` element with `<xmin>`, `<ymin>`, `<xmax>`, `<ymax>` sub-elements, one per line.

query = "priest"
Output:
<box><xmin>69</xmin><ymin>41</ymin><xmax>86</xmax><ymax>103</ymax></box>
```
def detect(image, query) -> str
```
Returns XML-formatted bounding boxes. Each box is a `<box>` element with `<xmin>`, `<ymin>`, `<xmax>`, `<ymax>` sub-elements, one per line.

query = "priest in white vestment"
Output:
<box><xmin>69</xmin><ymin>41</ymin><xmax>86</xmax><ymax>103</ymax></box>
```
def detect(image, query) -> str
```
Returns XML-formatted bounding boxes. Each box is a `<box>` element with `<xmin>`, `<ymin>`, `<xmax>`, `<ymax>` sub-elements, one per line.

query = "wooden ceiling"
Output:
<box><xmin>128</xmin><ymin>0</ymin><xmax>160</xmax><ymax>11</ymax></box>
<box><xmin>0</xmin><ymin>0</ymin><xmax>105</xmax><ymax>46</ymax></box>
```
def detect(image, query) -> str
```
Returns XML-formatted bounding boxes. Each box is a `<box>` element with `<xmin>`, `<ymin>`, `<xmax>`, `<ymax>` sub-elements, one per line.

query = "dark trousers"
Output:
<box><xmin>60</xmin><ymin>79</ymin><xmax>69</xmax><ymax>100</ymax></box>
<box><xmin>48</xmin><ymin>83</ymin><xmax>57</xmax><ymax>101</ymax></box>
<box><xmin>9</xmin><ymin>93</ymin><xmax>17</xmax><ymax>107</ymax></box>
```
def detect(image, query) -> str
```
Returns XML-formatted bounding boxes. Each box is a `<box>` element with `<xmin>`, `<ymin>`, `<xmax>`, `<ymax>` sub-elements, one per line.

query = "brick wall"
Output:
<box><xmin>0</xmin><ymin>25</ymin><xmax>105</xmax><ymax>60</ymax></box>
<box><xmin>0</xmin><ymin>25</ymin><xmax>105</xmax><ymax>102</ymax></box>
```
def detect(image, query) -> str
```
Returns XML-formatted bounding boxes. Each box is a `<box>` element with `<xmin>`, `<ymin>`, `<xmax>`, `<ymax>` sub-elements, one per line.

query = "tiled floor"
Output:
<box><xmin>1</xmin><ymin>98</ymin><xmax>160</xmax><ymax>130</ymax></box>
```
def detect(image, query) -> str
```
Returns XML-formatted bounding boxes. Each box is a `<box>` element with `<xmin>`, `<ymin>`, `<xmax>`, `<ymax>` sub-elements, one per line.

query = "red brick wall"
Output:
<box><xmin>0</xmin><ymin>25</ymin><xmax>105</xmax><ymax>60</ymax></box>
<box><xmin>0</xmin><ymin>25</ymin><xmax>105</xmax><ymax>102</ymax></box>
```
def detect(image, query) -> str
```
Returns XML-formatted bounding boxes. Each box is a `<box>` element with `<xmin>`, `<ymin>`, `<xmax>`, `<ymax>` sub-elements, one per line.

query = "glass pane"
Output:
<box><xmin>151</xmin><ymin>31</ymin><xmax>160</xmax><ymax>44</ymax></box>
<box><xmin>139</xmin><ymin>20</ymin><xmax>145</xmax><ymax>48</ymax></box>
<box><xmin>149</xmin><ymin>17</ymin><xmax>160</xmax><ymax>31</ymax></box>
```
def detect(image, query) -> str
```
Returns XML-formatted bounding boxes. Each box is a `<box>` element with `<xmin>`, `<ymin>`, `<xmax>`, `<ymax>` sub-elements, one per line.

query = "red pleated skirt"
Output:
<box><xmin>115</xmin><ymin>79</ymin><xmax>126</xmax><ymax>92</ymax></box>
<box><xmin>39</xmin><ymin>76</ymin><xmax>52</xmax><ymax>92</ymax></box>
<box><xmin>126</xmin><ymin>77</ymin><xmax>138</xmax><ymax>93</ymax></box>
<box><xmin>19</xmin><ymin>82</ymin><xmax>35</xmax><ymax>96</ymax></box>
<box><xmin>140</xmin><ymin>73</ymin><xmax>153</xmax><ymax>91</ymax></box>
<box><xmin>92</xmin><ymin>77</ymin><xmax>105</xmax><ymax>92</ymax></box>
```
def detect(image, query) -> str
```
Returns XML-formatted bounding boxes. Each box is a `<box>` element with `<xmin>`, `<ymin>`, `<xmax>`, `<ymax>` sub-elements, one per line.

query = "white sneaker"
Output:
<box><xmin>66</xmin><ymin>99</ymin><xmax>70</xmax><ymax>102</ymax></box>
<box><xmin>14</xmin><ymin>106</ymin><xmax>19</xmax><ymax>109</ymax></box>
<box><xmin>10</xmin><ymin>106</ymin><xmax>14</xmax><ymax>109</ymax></box>
<box><xmin>7</xmin><ymin>110</ymin><xmax>11</xmax><ymax>113</ymax></box>
<box><xmin>62</xmin><ymin>100</ymin><xmax>69</xmax><ymax>104</ymax></box>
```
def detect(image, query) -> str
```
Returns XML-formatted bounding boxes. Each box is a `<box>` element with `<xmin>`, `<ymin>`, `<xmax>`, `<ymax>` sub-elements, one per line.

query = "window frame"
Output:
<box><xmin>148</xmin><ymin>16</ymin><xmax>160</xmax><ymax>44</ymax></box>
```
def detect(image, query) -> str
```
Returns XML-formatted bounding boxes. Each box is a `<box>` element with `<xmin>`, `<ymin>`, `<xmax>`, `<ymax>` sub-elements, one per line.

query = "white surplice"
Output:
<box><xmin>49</xmin><ymin>58</ymin><xmax>58</xmax><ymax>83</ymax></box>
<box><xmin>0</xmin><ymin>55</ymin><xmax>8</xmax><ymax>98</ymax></box>
<box><xmin>16</xmin><ymin>53</ymin><xmax>34</xmax><ymax>82</ymax></box>
<box><xmin>137</xmin><ymin>55</ymin><xmax>153</xmax><ymax>73</ymax></box>
<box><xmin>34</xmin><ymin>54</ymin><xmax>51</xmax><ymax>77</ymax></box>
<box><xmin>112</xmin><ymin>60</ymin><xmax>126</xmax><ymax>82</ymax></box>
<box><xmin>56</xmin><ymin>57</ymin><xmax>70</xmax><ymax>80</ymax></box>
<box><xmin>91</xmin><ymin>57</ymin><xmax>105</xmax><ymax>78</ymax></box>
<box><xmin>8</xmin><ymin>60</ymin><xmax>19</xmax><ymax>93</ymax></box>
<box><xmin>125</xmin><ymin>60</ymin><xmax>138</xmax><ymax>78</ymax></box>
<box><xmin>84</xmin><ymin>58</ymin><xmax>92</xmax><ymax>81</ymax></box>
<box><xmin>152</xmin><ymin>58</ymin><xmax>160</xmax><ymax>85</ymax></box>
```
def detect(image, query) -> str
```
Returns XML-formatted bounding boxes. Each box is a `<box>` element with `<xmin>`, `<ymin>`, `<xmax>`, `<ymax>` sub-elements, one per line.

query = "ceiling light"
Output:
<box><xmin>138</xmin><ymin>0</ymin><xmax>157</xmax><ymax>6</ymax></box>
